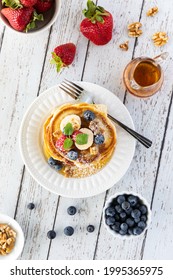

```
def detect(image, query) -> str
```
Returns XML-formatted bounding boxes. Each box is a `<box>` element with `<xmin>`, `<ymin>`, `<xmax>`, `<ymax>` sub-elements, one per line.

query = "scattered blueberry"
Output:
<box><xmin>83</xmin><ymin>110</ymin><xmax>95</xmax><ymax>121</ymax></box>
<box><xmin>94</xmin><ymin>134</ymin><xmax>105</xmax><ymax>145</ymax></box>
<box><xmin>138</xmin><ymin>221</ymin><xmax>146</xmax><ymax>229</ymax></box>
<box><xmin>139</xmin><ymin>205</ymin><xmax>148</xmax><ymax>215</ymax></box>
<box><xmin>27</xmin><ymin>203</ymin><xmax>35</xmax><ymax>210</ymax></box>
<box><xmin>48</xmin><ymin>157</ymin><xmax>62</xmax><ymax>171</ymax></box>
<box><xmin>67</xmin><ymin>206</ymin><xmax>77</xmax><ymax>216</ymax></box>
<box><xmin>133</xmin><ymin>227</ymin><xmax>143</xmax><ymax>235</ymax></box>
<box><xmin>120</xmin><ymin>223</ymin><xmax>128</xmax><ymax>232</ymax></box>
<box><xmin>131</xmin><ymin>209</ymin><xmax>141</xmax><ymax>219</ymax></box>
<box><xmin>115</xmin><ymin>205</ymin><xmax>123</xmax><ymax>213</ymax></box>
<box><xmin>47</xmin><ymin>230</ymin><xmax>56</xmax><ymax>239</ymax></box>
<box><xmin>141</xmin><ymin>215</ymin><xmax>147</xmax><ymax>222</ymax></box>
<box><xmin>67</xmin><ymin>150</ymin><xmax>78</xmax><ymax>161</ymax></box>
<box><xmin>87</xmin><ymin>225</ymin><xmax>95</xmax><ymax>233</ymax></box>
<box><xmin>105</xmin><ymin>207</ymin><xmax>116</xmax><ymax>217</ymax></box>
<box><xmin>117</xmin><ymin>195</ymin><xmax>126</xmax><ymax>204</ymax></box>
<box><xmin>120</xmin><ymin>212</ymin><xmax>127</xmax><ymax>221</ymax></box>
<box><xmin>106</xmin><ymin>216</ymin><xmax>116</xmax><ymax>226</ymax></box>
<box><xmin>64</xmin><ymin>226</ymin><xmax>74</xmax><ymax>236</ymax></box>
<box><xmin>128</xmin><ymin>195</ymin><xmax>138</xmax><ymax>207</ymax></box>
<box><xmin>122</xmin><ymin>201</ymin><xmax>131</xmax><ymax>211</ymax></box>
<box><xmin>126</xmin><ymin>218</ymin><xmax>135</xmax><ymax>227</ymax></box>
<box><xmin>111</xmin><ymin>222</ymin><xmax>120</xmax><ymax>232</ymax></box>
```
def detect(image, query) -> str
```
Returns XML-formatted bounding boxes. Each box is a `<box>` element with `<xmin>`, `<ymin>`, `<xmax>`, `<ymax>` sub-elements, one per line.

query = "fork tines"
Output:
<box><xmin>59</xmin><ymin>80</ymin><xmax>84</xmax><ymax>100</ymax></box>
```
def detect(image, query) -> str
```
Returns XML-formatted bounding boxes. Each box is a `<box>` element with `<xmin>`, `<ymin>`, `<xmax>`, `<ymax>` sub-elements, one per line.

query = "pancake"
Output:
<box><xmin>43</xmin><ymin>103</ymin><xmax>116</xmax><ymax>178</ymax></box>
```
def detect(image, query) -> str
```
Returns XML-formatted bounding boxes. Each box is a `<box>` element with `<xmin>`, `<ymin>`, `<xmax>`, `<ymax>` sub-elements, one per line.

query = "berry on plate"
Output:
<box><xmin>51</xmin><ymin>43</ymin><xmax>76</xmax><ymax>72</ymax></box>
<box><xmin>94</xmin><ymin>134</ymin><xmax>105</xmax><ymax>144</ymax></box>
<box><xmin>67</xmin><ymin>150</ymin><xmax>78</xmax><ymax>161</ymax></box>
<box><xmin>72</xmin><ymin>130</ymin><xmax>82</xmax><ymax>141</ymax></box>
<box><xmin>83</xmin><ymin>110</ymin><xmax>95</xmax><ymax>121</ymax></box>
<box><xmin>55</xmin><ymin>134</ymin><xmax>67</xmax><ymax>152</ymax></box>
<box><xmin>1</xmin><ymin>7</ymin><xmax>43</xmax><ymax>32</ymax></box>
<box><xmin>80</xmin><ymin>0</ymin><xmax>113</xmax><ymax>45</ymax></box>
<box><xmin>48</xmin><ymin>157</ymin><xmax>63</xmax><ymax>171</ymax></box>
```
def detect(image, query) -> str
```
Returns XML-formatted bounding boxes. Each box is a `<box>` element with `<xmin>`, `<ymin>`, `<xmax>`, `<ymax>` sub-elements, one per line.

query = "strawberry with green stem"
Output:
<box><xmin>80</xmin><ymin>0</ymin><xmax>113</xmax><ymax>45</ymax></box>
<box><xmin>2</xmin><ymin>0</ymin><xmax>37</xmax><ymax>8</ymax></box>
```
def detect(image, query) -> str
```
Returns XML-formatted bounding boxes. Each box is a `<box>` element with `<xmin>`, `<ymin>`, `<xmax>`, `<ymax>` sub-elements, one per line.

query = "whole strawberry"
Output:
<box><xmin>51</xmin><ymin>43</ymin><xmax>76</xmax><ymax>72</ymax></box>
<box><xmin>2</xmin><ymin>0</ymin><xmax>37</xmax><ymax>8</ymax></box>
<box><xmin>34</xmin><ymin>0</ymin><xmax>54</xmax><ymax>13</ymax></box>
<box><xmin>1</xmin><ymin>7</ymin><xmax>43</xmax><ymax>32</ymax></box>
<box><xmin>80</xmin><ymin>0</ymin><xmax>113</xmax><ymax>45</ymax></box>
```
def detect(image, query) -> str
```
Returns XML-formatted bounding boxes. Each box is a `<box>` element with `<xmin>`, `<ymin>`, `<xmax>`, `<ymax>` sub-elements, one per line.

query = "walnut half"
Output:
<box><xmin>128</xmin><ymin>22</ymin><xmax>142</xmax><ymax>37</ymax></box>
<box><xmin>119</xmin><ymin>41</ymin><xmax>129</xmax><ymax>51</ymax></box>
<box><xmin>147</xmin><ymin>7</ymin><xmax>159</xmax><ymax>17</ymax></box>
<box><xmin>152</xmin><ymin>32</ymin><xmax>168</xmax><ymax>46</ymax></box>
<box><xmin>0</xmin><ymin>224</ymin><xmax>16</xmax><ymax>256</ymax></box>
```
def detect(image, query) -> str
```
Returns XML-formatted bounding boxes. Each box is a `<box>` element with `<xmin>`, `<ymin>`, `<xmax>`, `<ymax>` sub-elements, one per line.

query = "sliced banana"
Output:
<box><xmin>75</xmin><ymin>128</ymin><xmax>94</xmax><ymax>150</ymax></box>
<box><xmin>60</xmin><ymin>114</ymin><xmax>81</xmax><ymax>132</ymax></box>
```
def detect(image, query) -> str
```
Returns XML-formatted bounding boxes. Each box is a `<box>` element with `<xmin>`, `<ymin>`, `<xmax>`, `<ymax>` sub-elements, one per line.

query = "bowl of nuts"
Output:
<box><xmin>103</xmin><ymin>191</ymin><xmax>151</xmax><ymax>239</ymax></box>
<box><xmin>0</xmin><ymin>213</ymin><xmax>24</xmax><ymax>260</ymax></box>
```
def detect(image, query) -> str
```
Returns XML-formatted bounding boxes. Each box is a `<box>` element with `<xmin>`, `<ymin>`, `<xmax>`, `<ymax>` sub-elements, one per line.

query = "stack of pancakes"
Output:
<box><xmin>44</xmin><ymin>103</ymin><xmax>116</xmax><ymax>178</ymax></box>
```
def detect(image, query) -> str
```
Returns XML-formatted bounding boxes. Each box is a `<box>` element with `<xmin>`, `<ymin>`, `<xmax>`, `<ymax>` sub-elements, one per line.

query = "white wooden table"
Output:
<box><xmin>0</xmin><ymin>0</ymin><xmax>173</xmax><ymax>260</ymax></box>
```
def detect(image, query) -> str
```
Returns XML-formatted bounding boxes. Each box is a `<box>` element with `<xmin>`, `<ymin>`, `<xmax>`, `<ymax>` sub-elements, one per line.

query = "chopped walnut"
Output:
<box><xmin>152</xmin><ymin>32</ymin><xmax>168</xmax><ymax>46</ymax></box>
<box><xmin>119</xmin><ymin>41</ymin><xmax>129</xmax><ymax>51</ymax></box>
<box><xmin>90</xmin><ymin>146</ymin><xmax>99</xmax><ymax>156</ymax></box>
<box><xmin>128</xmin><ymin>22</ymin><xmax>142</xmax><ymax>37</ymax></box>
<box><xmin>0</xmin><ymin>224</ymin><xmax>16</xmax><ymax>255</ymax></box>
<box><xmin>147</xmin><ymin>7</ymin><xmax>159</xmax><ymax>17</ymax></box>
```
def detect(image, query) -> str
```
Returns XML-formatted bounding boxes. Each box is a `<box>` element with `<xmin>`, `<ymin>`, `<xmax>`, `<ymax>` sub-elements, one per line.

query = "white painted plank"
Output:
<box><xmin>48</xmin><ymin>0</ymin><xmax>144</xmax><ymax>260</ymax></box>
<box><xmin>0</xmin><ymin>29</ymin><xmax>50</xmax><ymax>216</ymax></box>
<box><xmin>0</xmin><ymin>22</ymin><xmax>5</xmax><ymax>49</ymax></box>
<box><xmin>95</xmin><ymin>0</ymin><xmax>173</xmax><ymax>259</ymax></box>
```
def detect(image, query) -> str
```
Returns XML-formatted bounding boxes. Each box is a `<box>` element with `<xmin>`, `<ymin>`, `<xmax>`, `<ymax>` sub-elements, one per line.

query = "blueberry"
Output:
<box><xmin>27</xmin><ymin>203</ymin><xmax>35</xmax><ymax>210</ymax></box>
<box><xmin>106</xmin><ymin>217</ymin><xmax>115</xmax><ymax>226</ymax></box>
<box><xmin>131</xmin><ymin>209</ymin><xmax>141</xmax><ymax>219</ymax></box>
<box><xmin>128</xmin><ymin>195</ymin><xmax>138</xmax><ymax>207</ymax></box>
<box><xmin>111</xmin><ymin>222</ymin><xmax>120</xmax><ymax>232</ymax></box>
<box><xmin>138</xmin><ymin>221</ymin><xmax>146</xmax><ymax>229</ymax></box>
<box><xmin>120</xmin><ymin>223</ymin><xmax>128</xmax><ymax>232</ymax></box>
<box><xmin>67</xmin><ymin>206</ymin><xmax>77</xmax><ymax>216</ymax></box>
<box><xmin>48</xmin><ymin>157</ymin><xmax>62</xmax><ymax>170</ymax></box>
<box><xmin>64</xmin><ymin>226</ymin><xmax>74</xmax><ymax>236</ymax></box>
<box><xmin>126</xmin><ymin>218</ymin><xmax>135</xmax><ymax>227</ymax></box>
<box><xmin>128</xmin><ymin>228</ymin><xmax>133</xmax><ymax>235</ymax></box>
<box><xmin>133</xmin><ymin>227</ymin><xmax>143</xmax><ymax>235</ymax></box>
<box><xmin>115</xmin><ymin>205</ymin><xmax>123</xmax><ymax>213</ymax></box>
<box><xmin>122</xmin><ymin>201</ymin><xmax>131</xmax><ymax>211</ymax></box>
<box><xmin>119</xmin><ymin>230</ymin><xmax>127</xmax><ymax>235</ymax></box>
<box><xmin>141</xmin><ymin>215</ymin><xmax>147</xmax><ymax>222</ymax></box>
<box><xmin>120</xmin><ymin>212</ymin><xmax>127</xmax><ymax>221</ymax></box>
<box><xmin>94</xmin><ymin>134</ymin><xmax>105</xmax><ymax>145</ymax></box>
<box><xmin>87</xmin><ymin>225</ymin><xmax>95</xmax><ymax>233</ymax></box>
<box><xmin>134</xmin><ymin>217</ymin><xmax>140</xmax><ymax>223</ymax></box>
<box><xmin>83</xmin><ymin>110</ymin><xmax>95</xmax><ymax>121</ymax></box>
<box><xmin>67</xmin><ymin>150</ymin><xmax>78</xmax><ymax>160</ymax></box>
<box><xmin>105</xmin><ymin>207</ymin><xmax>116</xmax><ymax>217</ymax></box>
<box><xmin>125</xmin><ymin>207</ymin><xmax>133</xmax><ymax>215</ymax></box>
<box><xmin>114</xmin><ymin>214</ymin><xmax>120</xmax><ymax>221</ymax></box>
<box><xmin>117</xmin><ymin>195</ymin><xmax>126</xmax><ymax>204</ymax></box>
<box><xmin>139</xmin><ymin>205</ymin><xmax>148</xmax><ymax>215</ymax></box>
<box><xmin>47</xmin><ymin>230</ymin><xmax>56</xmax><ymax>239</ymax></box>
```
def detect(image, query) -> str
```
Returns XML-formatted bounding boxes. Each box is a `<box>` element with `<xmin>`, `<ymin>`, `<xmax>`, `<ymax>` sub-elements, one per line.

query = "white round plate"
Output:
<box><xmin>19</xmin><ymin>82</ymin><xmax>135</xmax><ymax>198</ymax></box>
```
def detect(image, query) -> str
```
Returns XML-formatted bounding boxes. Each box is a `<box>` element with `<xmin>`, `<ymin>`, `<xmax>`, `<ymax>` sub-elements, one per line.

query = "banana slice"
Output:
<box><xmin>75</xmin><ymin>128</ymin><xmax>94</xmax><ymax>150</ymax></box>
<box><xmin>60</xmin><ymin>114</ymin><xmax>81</xmax><ymax>132</ymax></box>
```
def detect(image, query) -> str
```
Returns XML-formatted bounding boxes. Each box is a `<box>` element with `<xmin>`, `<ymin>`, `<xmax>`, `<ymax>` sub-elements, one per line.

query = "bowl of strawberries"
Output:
<box><xmin>0</xmin><ymin>0</ymin><xmax>61</xmax><ymax>34</ymax></box>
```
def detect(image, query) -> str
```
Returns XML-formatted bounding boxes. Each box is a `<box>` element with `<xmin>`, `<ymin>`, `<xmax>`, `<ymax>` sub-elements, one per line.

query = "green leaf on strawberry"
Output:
<box><xmin>63</xmin><ymin>138</ymin><xmax>73</xmax><ymax>150</ymax></box>
<box><xmin>82</xmin><ymin>0</ymin><xmax>109</xmax><ymax>24</ymax></box>
<box><xmin>63</xmin><ymin>123</ymin><xmax>74</xmax><ymax>136</ymax></box>
<box><xmin>50</xmin><ymin>52</ymin><xmax>64</xmax><ymax>72</ymax></box>
<box><xmin>75</xmin><ymin>133</ymin><xmax>88</xmax><ymax>145</ymax></box>
<box><xmin>25</xmin><ymin>10</ymin><xmax>43</xmax><ymax>32</ymax></box>
<box><xmin>2</xmin><ymin>0</ymin><xmax>23</xmax><ymax>9</ymax></box>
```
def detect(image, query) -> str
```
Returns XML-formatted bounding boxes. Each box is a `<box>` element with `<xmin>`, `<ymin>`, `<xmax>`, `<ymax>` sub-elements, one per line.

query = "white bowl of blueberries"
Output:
<box><xmin>103</xmin><ymin>192</ymin><xmax>151</xmax><ymax>238</ymax></box>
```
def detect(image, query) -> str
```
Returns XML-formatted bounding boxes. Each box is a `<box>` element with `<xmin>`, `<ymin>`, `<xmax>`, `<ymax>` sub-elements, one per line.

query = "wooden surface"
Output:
<box><xmin>0</xmin><ymin>0</ymin><xmax>173</xmax><ymax>260</ymax></box>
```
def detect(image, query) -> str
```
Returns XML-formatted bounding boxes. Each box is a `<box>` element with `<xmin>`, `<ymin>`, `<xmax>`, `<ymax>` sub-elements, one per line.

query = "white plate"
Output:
<box><xmin>0</xmin><ymin>213</ymin><xmax>24</xmax><ymax>260</ymax></box>
<box><xmin>19</xmin><ymin>82</ymin><xmax>135</xmax><ymax>198</ymax></box>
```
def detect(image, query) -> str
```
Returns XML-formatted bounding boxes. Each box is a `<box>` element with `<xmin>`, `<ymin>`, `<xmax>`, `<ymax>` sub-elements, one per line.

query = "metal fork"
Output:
<box><xmin>59</xmin><ymin>80</ymin><xmax>152</xmax><ymax>148</ymax></box>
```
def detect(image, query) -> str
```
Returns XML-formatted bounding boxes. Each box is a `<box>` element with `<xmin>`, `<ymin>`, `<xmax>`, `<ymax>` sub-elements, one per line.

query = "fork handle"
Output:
<box><xmin>108</xmin><ymin>114</ymin><xmax>152</xmax><ymax>148</ymax></box>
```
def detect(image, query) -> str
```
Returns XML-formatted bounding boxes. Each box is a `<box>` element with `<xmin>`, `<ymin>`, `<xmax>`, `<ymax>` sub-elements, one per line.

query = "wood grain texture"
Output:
<box><xmin>0</xmin><ymin>22</ymin><xmax>5</xmax><ymax>51</ymax></box>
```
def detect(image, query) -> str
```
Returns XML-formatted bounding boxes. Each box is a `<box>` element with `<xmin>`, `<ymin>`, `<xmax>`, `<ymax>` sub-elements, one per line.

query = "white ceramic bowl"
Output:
<box><xmin>103</xmin><ymin>191</ymin><xmax>152</xmax><ymax>239</ymax></box>
<box><xmin>0</xmin><ymin>0</ymin><xmax>61</xmax><ymax>35</ymax></box>
<box><xmin>0</xmin><ymin>213</ymin><xmax>24</xmax><ymax>260</ymax></box>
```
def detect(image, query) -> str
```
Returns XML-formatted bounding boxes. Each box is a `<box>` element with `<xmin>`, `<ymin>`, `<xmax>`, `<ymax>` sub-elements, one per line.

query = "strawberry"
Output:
<box><xmin>1</xmin><ymin>7</ymin><xmax>43</xmax><ymax>32</ymax></box>
<box><xmin>34</xmin><ymin>0</ymin><xmax>53</xmax><ymax>13</ymax></box>
<box><xmin>80</xmin><ymin>0</ymin><xmax>113</xmax><ymax>45</ymax></box>
<box><xmin>55</xmin><ymin>134</ymin><xmax>67</xmax><ymax>152</ymax></box>
<box><xmin>2</xmin><ymin>0</ymin><xmax>37</xmax><ymax>8</ymax></box>
<box><xmin>50</xmin><ymin>43</ymin><xmax>76</xmax><ymax>72</ymax></box>
<box><xmin>72</xmin><ymin>130</ymin><xmax>82</xmax><ymax>141</ymax></box>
